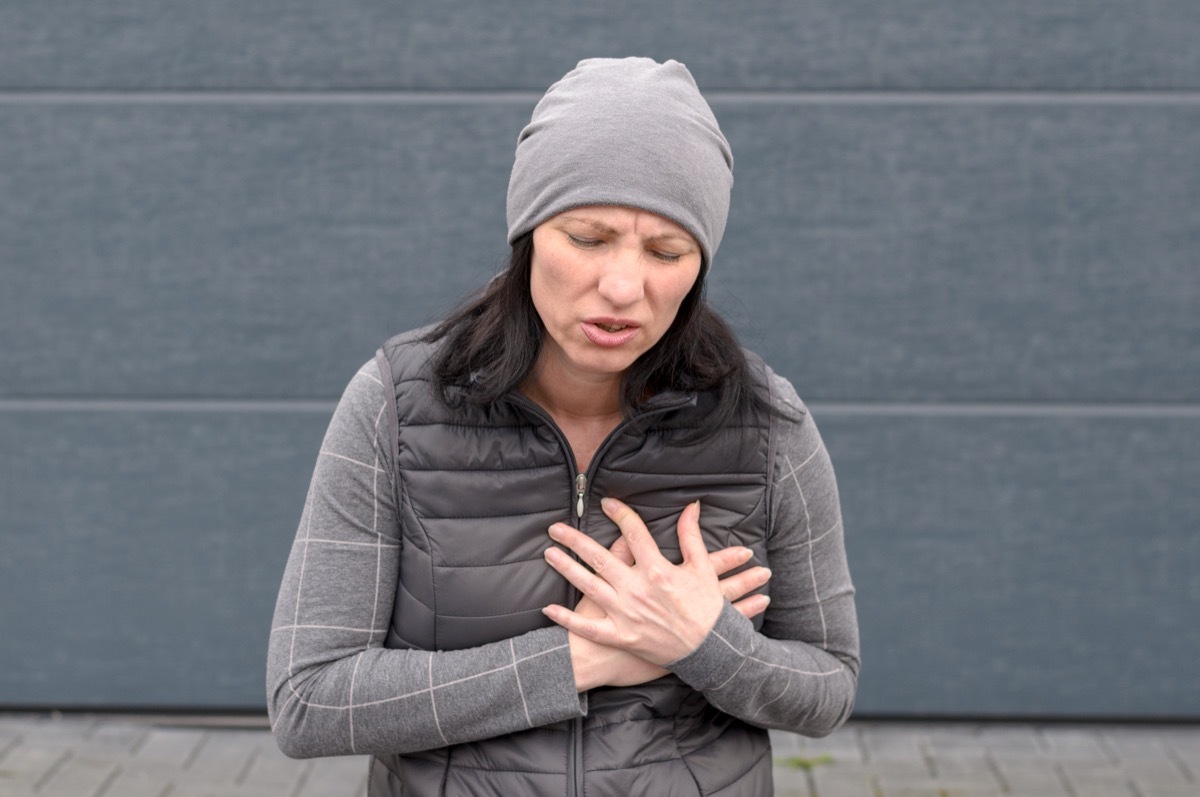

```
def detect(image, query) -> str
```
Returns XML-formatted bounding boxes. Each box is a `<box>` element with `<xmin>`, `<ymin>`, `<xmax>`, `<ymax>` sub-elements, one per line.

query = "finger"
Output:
<box><xmin>718</xmin><ymin>566</ymin><xmax>772</xmax><ymax>603</ymax></box>
<box><xmin>675</xmin><ymin>500</ymin><xmax>712</xmax><ymax>568</ymax></box>
<box><xmin>542</xmin><ymin>604</ymin><xmax>611</xmax><ymax>642</ymax></box>
<box><xmin>548</xmin><ymin>523</ymin><xmax>631</xmax><ymax>589</ymax></box>
<box><xmin>600</xmin><ymin>497</ymin><xmax>664</xmax><ymax>565</ymax></box>
<box><xmin>708</xmin><ymin>546</ymin><xmax>754</xmax><ymax>577</ymax></box>
<box><xmin>543</xmin><ymin>545</ymin><xmax>618</xmax><ymax>604</ymax></box>
<box><xmin>731</xmin><ymin>594</ymin><xmax>770</xmax><ymax>620</ymax></box>
<box><xmin>609</xmin><ymin>535</ymin><xmax>635</xmax><ymax>567</ymax></box>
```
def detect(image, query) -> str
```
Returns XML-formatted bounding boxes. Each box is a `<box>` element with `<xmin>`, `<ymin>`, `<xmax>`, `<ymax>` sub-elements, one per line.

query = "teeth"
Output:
<box><xmin>597</xmin><ymin>323</ymin><xmax>627</xmax><ymax>332</ymax></box>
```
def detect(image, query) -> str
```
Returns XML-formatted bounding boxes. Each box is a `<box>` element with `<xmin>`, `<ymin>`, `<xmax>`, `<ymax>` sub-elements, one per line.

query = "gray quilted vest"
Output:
<box><xmin>370</xmin><ymin>330</ymin><xmax>777</xmax><ymax>797</ymax></box>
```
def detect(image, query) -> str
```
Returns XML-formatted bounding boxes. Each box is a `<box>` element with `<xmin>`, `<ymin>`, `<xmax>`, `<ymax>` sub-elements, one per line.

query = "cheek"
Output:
<box><xmin>529</xmin><ymin>272</ymin><xmax>553</xmax><ymax>327</ymax></box>
<box><xmin>529</xmin><ymin>255</ymin><xmax>573</xmax><ymax>327</ymax></box>
<box><xmin>659</xmin><ymin>271</ymin><xmax>700</xmax><ymax>320</ymax></box>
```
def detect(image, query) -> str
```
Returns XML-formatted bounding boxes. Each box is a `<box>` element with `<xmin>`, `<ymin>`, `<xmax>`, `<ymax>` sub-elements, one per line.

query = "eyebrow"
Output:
<box><xmin>559</xmin><ymin>216</ymin><xmax>619</xmax><ymax>235</ymax></box>
<box><xmin>559</xmin><ymin>216</ymin><xmax>695</xmax><ymax>247</ymax></box>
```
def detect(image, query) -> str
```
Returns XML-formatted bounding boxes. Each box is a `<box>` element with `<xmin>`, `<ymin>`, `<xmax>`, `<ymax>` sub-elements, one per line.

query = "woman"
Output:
<box><xmin>268</xmin><ymin>57</ymin><xmax>858</xmax><ymax>796</ymax></box>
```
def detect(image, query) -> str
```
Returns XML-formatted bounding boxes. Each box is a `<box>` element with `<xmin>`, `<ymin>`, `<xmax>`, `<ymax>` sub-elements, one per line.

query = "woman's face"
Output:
<box><xmin>529</xmin><ymin>205</ymin><xmax>703</xmax><ymax>387</ymax></box>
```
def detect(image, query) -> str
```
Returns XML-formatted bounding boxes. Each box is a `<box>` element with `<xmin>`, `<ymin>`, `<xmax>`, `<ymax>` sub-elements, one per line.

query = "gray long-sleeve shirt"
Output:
<box><xmin>267</xmin><ymin>359</ymin><xmax>859</xmax><ymax>758</ymax></box>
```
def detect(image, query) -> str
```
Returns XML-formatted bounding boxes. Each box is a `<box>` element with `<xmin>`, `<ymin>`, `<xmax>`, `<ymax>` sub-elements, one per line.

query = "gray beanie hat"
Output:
<box><xmin>506</xmin><ymin>57</ymin><xmax>734</xmax><ymax>269</ymax></box>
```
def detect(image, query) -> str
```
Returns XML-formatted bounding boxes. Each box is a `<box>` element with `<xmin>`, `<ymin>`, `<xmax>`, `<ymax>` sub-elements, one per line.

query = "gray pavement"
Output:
<box><xmin>0</xmin><ymin>713</ymin><xmax>1196</xmax><ymax>797</ymax></box>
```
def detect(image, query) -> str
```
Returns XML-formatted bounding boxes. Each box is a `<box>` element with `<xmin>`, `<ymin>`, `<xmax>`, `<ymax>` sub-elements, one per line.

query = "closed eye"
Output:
<box><xmin>567</xmin><ymin>234</ymin><xmax>603</xmax><ymax>249</ymax></box>
<box><xmin>650</xmin><ymin>250</ymin><xmax>683</xmax><ymax>263</ymax></box>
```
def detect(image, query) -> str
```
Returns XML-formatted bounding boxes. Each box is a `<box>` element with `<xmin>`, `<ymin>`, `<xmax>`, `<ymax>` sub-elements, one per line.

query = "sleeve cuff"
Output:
<box><xmin>666</xmin><ymin>602</ymin><xmax>757</xmax><ymax>692</ymax></box>
<box><xmin>513</xmin><ymin>626</ymin><xmax>588</xmax><ymax>723</ymax></box>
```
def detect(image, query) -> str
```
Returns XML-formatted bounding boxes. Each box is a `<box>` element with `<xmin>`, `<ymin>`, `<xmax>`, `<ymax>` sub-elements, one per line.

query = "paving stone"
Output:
<box><xmin>76</xmin><ymin>723</ymin><xmax>147</xmax><ymax>755</ymax></box>
<box><xmin>236</xmin><ymin>746</ymin><xmax>307</xmax><ymax>791</ymax></box>
<box><xmin>1159</xmin><ymin>734</ymin><xmax>1200</xmax><ymax>781</ymax></box>
<box><xmin>869</xmin><ymin>759</ymin><xmax>936</xmax><ymax>778</ymax></box>
<box><xmin>925</xmin><ymin>752</ymin><xmax>996</xmax><ymax>778</ymax></box>
<box><xmin>861</xmin><ymin>724</ymin><xmax>928</xmax><ymax>762</ymax></box>
<box><xmin>1</xmin><ymin>718</ymin><xmax>97</xmax><ymax>744</ymax></box>
<box><xmin>873</xmin><ymin>776</ymin><xmax>1002</xmax><ymax>796</ymax></box>
<box><xmin>1102</xmin><ymin>728</ymin><xmax>1180</xmax><ymax>761</ymax></box>
<box><xmin>38</xmin><ymin>754</ymin><xmax>117</xmax><ymax>797</ymax></box>
<box><xmin>977</xmin><ymin>726</ymin><xmax>1046</xmax><ymax>758</ymax></box>
<box><xmin>1039</xmin><ymin>728</ymin><xmax>1115</xmax><ymax>762</ymax></box>
<box><xmin>1058</xmin><ymin>761</ymin><xmax>1139</xmax><ymax>795</ymax></box>
<box><xmin>0</xmin><ymin>715</ymin><xmax>1196</xmax><ymax>797</ymax></box>
<box><xmin>771</xmin><ymin>762</ymin><xmax>815</xmax><ymax>797</ymax></box>
<box><xmin>168</xmin><ymin>786</ymin><xmax>293</xmax><ymax>797</ymax></box>
<box><xmin>808</xmin><ymin>768</ymin><xmax>878</xmax><ymax>797</ymax></box>
<box><xmin>0</xmin><ymin>746</ymin><xmax>70</xmax><ymax>786</ymax></box>
<box><xmin>182</xmin><ymin>730</ymin><xmax>259</xmax><ymax>784</ymax></box>
<box><xmin>94</xmin><ymin>768</ymin><xmax>171</xmax><ymax>797</ymax></box>
<box><xmin>295</xmin><ymin>755</ymin><xmax>368</xmax><ymax>797</ymax></box>
<box><xmin>925</xmin><ymin>727</ymin><xmax>988</xmax><ymax>754</ymax></box>
<box><xmin>1133</xmin><ymin>787</ymin><xmax>1200</xmax><ymax>797</ymax></box>
<box><xmin>1128</xmin><ymin>760</ymin><xmax>1193</xmax><ymax>783</ymax></box>
<box><xmin>128</xmin><ymin>729</ymin><xmax>206</xmax><ymax>772</ymax></box>
<box><xmin>773</xmin><ymin>727</ymin><xmax>866</xmax><ymax>765</ymax></box>
<box><xmin>0</xmin><ymin>730</ymin><xmax>20</xmax><ymax>755</ymax></box>
<box><xmin>987</xmin><ymin>757</ymin><xmax>1072</xmax><ymax>795</ymax></box>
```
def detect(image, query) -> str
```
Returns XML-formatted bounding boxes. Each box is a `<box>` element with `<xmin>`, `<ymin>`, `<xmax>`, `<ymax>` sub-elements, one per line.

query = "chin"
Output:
<box><xmin>571</xmin><ymin>350</ymin><xmax>641</xmax><ymax>378</ymax></box>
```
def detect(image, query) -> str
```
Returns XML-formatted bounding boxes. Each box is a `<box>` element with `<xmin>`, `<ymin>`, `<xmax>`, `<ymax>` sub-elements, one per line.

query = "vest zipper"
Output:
<box><xmin>570</xmin><ymin>472</ymin><xmax>586</xmax><ymax>797</ymax></box>
<box><xmin>505</xmin><ymin>391</ymin><xmax>695</xmax><ymax>797</ymax></box>
<box><xmin>575</xmin><ymin>472</ymin><xmax>587</xmax><ymax>519</ymax></box>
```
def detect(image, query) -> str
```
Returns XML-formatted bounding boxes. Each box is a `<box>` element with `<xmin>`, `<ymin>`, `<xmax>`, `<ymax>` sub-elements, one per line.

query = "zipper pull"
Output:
<box><xmin>575</xmin><ymin>473</ymin><xmax>587</xmax><ymax>518</ymax></box>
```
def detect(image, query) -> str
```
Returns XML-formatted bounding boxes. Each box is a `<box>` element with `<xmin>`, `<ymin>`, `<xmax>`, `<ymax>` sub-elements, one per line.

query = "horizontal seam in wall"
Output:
<box><xmin>1</xmin><ymin>90</ymin><xmax>1199</xmax><ymax>105</ymax></box>
<box><xmin>806</xmin><ymin>402</ymin><xmax>1200</xmax><ymax>418</ymax></box>
<box><xmin>0</xmin><ymin>399</ymin><xmax>340</xmax><ymax>412</ymax></box>
<box><xmin>1</xmin><ymin>399</ymin><xmax>1198</xmax><ymax>417</ymax></box>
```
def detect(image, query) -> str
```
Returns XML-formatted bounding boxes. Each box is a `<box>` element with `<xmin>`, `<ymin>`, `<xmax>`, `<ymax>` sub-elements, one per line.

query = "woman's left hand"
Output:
<box><xmin>542</xmin><ymin>497</ymin><xmax>731</xmax><ymax>666</ymax></box>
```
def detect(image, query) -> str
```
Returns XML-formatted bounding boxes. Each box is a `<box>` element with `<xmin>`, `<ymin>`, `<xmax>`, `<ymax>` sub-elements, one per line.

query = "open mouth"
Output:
<box><xmin>594</xmin><ymin>322</ymin><xmax>628</xmax><ymax>333</ymax></box>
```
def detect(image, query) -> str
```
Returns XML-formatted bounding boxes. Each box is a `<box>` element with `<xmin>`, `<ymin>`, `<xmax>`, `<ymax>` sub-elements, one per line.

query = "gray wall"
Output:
<box><xmin>2</xmin><ymin>2</ymin><xmax>1198</xmax><ymax>717</ymax></box>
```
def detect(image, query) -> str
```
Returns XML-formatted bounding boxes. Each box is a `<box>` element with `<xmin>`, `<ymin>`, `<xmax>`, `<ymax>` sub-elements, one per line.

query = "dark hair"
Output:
<box><xmin>424</xmin><ymin>233</ymin><xmax>772</xmax><ymax>441</ymax></box>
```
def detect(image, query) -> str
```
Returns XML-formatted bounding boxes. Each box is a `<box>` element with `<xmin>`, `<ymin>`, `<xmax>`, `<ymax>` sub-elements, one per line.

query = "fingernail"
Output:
<box><xmin>600</xmin><ymin>497</ymin><xmax>616</xmax><ymax>512</ymax></box>
<box><xmin>761</xmin><ymin>568</ymin><xmax>773</xmax><ymax>581</ymax></box>
<box><xmin>739</xmin><ymin>547</ymin><xmax>754</xmax><ymax>562</ymax></box>
<box><xmin>548</xmin><ymin>524</ymin><xmax>564</xmax><ymax>539</ymax></box>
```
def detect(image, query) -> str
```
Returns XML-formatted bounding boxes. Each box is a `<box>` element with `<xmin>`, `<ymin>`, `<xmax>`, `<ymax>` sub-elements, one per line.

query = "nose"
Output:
<box><xmin>595</xmin><ymin>246</ymin><xmax>645</xmax><ymax>308</ymax></box>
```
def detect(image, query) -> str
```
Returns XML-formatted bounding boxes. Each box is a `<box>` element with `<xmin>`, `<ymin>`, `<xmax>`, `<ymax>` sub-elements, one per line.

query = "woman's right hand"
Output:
<box><xmin>567</xmin><ymin>537</ymin><xmax>771</xmax><ymax>691</ymax></box>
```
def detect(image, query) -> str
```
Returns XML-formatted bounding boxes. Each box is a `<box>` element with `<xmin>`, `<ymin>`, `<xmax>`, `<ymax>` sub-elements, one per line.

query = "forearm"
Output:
<box><xmin>265</xmin><ymin>468</ymin><xmax>586</xmax><ymax>758</ymax></box>
<box><xmin>267</xmin><ymin>621</ymin><xmax>582</xmax><ymax>758</ymax></box>
<box><xmin>668</xmin><ymin>371</ymin><xmax>861</xmax><ymax>736</ymax></box>
<box><xmin>266</xmin><ymin>360</ymin><xmax>584</xmax><ymax>758</ymax></box>
<box><xmin>667</xmin><ymin>602</ymin><xmax>857</xmax><ymax>736</ymax></box>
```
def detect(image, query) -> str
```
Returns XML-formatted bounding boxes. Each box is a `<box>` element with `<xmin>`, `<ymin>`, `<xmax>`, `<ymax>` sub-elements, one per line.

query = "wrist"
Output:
<box><xmin>567</xmin><ymin>631</ymin><xmax>605</xmax><ymax>692</ymax></box>
<box><xmin>661</xmin><ymin>594</ymin><xmax>725</xmax><ymax>665</ymax></box>
<box><xmin>667</xmin><ymin>601</ymin><xmax>754</xmax><ymax>690</ymax></box>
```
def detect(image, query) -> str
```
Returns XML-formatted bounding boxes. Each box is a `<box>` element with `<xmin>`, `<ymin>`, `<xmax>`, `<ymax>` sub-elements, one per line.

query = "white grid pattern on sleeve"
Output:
<box><xmin>282</xmin><ymin>364</ymin><xmax>396</xmax><ymax>751</ymax></box>
<box><xmin>781</xmin><ymin>449</ymin><xmax>829</xmax><ymax>649</ymax></box>
<box><xmin>273</xmin><ymin>362</ymin><xmax>573</xmax><ymax>754</ymax></box>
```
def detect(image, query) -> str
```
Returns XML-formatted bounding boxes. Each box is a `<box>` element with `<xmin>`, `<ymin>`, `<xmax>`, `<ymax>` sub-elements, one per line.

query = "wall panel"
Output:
<box><xmin>1</xmin><ymin>1</ymin><xmax>1197</xmax><ymax>716</ymax></box>
<box><xmin>3</xmin><ymin>1</ymin><xmax>1200</xmax><ymax>90</ymax></box>
<box><xmin>1</xmin><ymin>407</ymin><xmax>1196</xmax><ymax>713</ymax></box>
<box><xmin>820</xmin><ymin>408</ymin><xmax>1200</xmax><ymax>717</ymax></box>
<box><xmin>0</xmin><ymin>408</ymin><xmax>327</xmax><ymax>707</ymax></box>
<box><xmin>3</xmin><ymin>100</ymin><xmax>1196</xmax><ymax>401</ymax></box>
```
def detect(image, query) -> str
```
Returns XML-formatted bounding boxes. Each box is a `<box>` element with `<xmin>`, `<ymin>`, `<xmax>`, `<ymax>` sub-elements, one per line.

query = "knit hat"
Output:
<box><xmin>506</xmin><ymin>57</ymin><xmax>734</xmax><ymax>269</ymax></box>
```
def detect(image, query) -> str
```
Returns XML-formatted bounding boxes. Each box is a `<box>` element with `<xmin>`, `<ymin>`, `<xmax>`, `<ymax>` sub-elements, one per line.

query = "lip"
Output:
<box><xmin>581</xmin><ymin>317</ymin><xmax>640</xmax><ymax>348</ymax></box>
